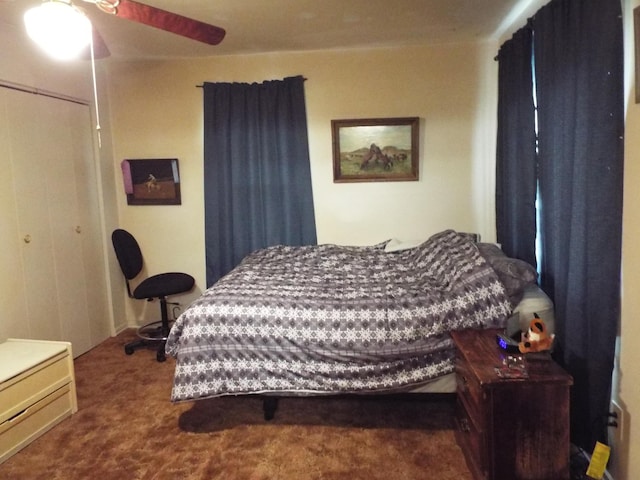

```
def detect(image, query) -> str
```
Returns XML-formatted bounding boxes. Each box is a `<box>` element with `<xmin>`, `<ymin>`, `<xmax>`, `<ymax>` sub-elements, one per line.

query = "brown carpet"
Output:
<box><xmin>2</xmin><ymin>330</ymin><xmax>473</xmax><ymax>480</ymax></box>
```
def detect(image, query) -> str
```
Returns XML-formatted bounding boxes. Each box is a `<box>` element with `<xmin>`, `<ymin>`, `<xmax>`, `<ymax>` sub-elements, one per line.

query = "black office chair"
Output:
<box><xmin>111</xmin><ymin>229</ymin><xmax>195</xmax><ymax>362</ymax></box>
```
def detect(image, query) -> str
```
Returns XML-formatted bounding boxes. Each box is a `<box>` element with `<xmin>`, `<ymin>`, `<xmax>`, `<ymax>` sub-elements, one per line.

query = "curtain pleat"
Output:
<box><xmin>533</xmin><ymin>0</ymin><xmax>624</xmax><ymax>449</ymax></box>
<box><xmin>203</xmin><ymin>76</ymin><xmax>317</xmax><ymax>286</ymax></box>
<box><xmin>495</xmin><ymin>27</ymin><xmax>537</xmax><ymax>267</ymax></box>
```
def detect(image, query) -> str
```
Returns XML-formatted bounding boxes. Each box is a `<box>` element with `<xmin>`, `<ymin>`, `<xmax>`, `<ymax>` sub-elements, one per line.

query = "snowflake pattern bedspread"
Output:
<box><xmin>166</xmin><ymin>230</ymin><xmax>512</xmax><ymax>402</ymax></box>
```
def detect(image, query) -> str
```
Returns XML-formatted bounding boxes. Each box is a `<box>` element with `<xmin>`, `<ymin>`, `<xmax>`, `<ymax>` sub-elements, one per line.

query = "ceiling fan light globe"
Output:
<box><xmin>24</xmin><ymin>1</ymin><xmax>92</xmax><ymax>61</ymax></box>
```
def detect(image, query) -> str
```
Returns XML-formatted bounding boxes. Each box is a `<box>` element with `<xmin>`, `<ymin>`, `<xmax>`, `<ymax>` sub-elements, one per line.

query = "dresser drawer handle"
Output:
<box><xmin>458</xmin><ymin>374</ymin><xmax>468</xmax><ymax>392</ymax></box>
<box><xmin>460</xmin><ymin>417</ymin><xmax>471</xmax><ymax>432</ymax></box>
<box><xmin>7</xmin><ymin>408</ymin><xmax>28</xmax><ymax>422</ymax></box>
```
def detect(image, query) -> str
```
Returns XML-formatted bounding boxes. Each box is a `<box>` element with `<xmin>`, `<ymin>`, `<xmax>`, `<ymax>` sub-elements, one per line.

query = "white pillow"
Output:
<box><xmin>384</xmin><ymin>238</ymin><xmax>427</xmax><ymax>252</ymax></box>
<box><xmin>506</xmin><ymin>284</ymin><xmax>555</xmax><ymax>336</ymax></box>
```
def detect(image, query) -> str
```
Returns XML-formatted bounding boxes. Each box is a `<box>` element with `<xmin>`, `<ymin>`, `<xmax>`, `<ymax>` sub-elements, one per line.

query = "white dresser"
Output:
<box><xmin>0</xmin><ymin>339</ymin><xmax>78</xmax><ymax>464</ymax></box>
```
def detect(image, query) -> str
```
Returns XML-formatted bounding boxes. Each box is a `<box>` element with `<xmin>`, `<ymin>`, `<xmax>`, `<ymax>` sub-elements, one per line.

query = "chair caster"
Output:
<box><xmin>124</xmin><ymin>345</ymin><xmax>135</xmax><ymax>355</ymax></box>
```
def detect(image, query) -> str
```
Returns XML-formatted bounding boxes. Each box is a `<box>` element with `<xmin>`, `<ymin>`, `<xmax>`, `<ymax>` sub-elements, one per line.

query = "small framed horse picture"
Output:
<box><xmin>121</xmin><ymin>158</ymin><xmax>181</xmax><ymax>205</ymax></box>
<box><xmin>331</xmin><ymin>117</ymin><xmax>419</xmax><ymax>183</ymax></box>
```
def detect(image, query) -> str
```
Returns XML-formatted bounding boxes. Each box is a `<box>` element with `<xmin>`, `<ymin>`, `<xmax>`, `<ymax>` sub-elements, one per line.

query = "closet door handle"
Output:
<box><xmin>23</xmin><ymin>234</ymin><xmax>32</xmax><ymax>244</ymax></box>
<box><xmin>75</xmin><ymin>226</ymin><xmax>82</xmax><ymax>234</ymax></box>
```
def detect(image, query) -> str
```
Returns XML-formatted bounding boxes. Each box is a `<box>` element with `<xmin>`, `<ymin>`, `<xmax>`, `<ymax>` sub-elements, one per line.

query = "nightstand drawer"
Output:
<box><xmin>0</xmin><ymin>352</ymin><xmax>70</xmax><ymax>425</ymax></box>
<box><xmin>455</xmin><ymin>396</ymin><xmax>485</xmax><ymax>479</ymax></box>
<box><xmin>456</xmin><ymin>358</ymin><xmax>483</xmax><ymax>422</ymax></box>
<box><xmin>0</xmin><ymin>384</ymin><xmax>74</xmax><ymax>464</ymax></box>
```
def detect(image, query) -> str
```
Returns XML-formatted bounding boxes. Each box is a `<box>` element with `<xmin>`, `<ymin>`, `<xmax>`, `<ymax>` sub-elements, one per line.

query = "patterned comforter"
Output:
<box><xmin>166</xmin><ymin>230</ymin><xmax>512</xmax><ymax>402</ymax></box>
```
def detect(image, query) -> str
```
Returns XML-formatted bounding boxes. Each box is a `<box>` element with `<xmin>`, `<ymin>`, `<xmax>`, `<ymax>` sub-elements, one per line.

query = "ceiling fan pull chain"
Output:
<box><xmin>89</xmin><ymin>28</ymin><xmax>102</xmax><ymax>149</ymax></box>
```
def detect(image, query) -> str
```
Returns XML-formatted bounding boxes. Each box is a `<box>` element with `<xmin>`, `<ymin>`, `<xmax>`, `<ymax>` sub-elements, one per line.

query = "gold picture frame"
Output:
<box><xmin>331</xmin><ymin>117</ymin><xmax>419</xmax><ymax>183</ymax></box>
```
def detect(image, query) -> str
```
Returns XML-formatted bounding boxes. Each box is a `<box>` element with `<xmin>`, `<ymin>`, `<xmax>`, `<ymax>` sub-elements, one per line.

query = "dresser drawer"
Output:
<box><xmin>455</xmin><ymin>395</ymin><xmax>486</xmax><ymax>480</ymax></box>
<box><xmin>456</xmin><ymin>358</ymin><xmax>483</xmax><ymax>403</ymax></box>
<box><xmin>456</xmin><ymin>358</ymin><xmax>484</xmax><ymax>426</ymax></box>
<box><xmin>0</xmin><ymin>384</ymin><xmax>74</xmax><ymax>464</ymax></box>
<box><xmin>0</xmin><ymin>352</ymin><xmax>71</xmax><ymax>425</ymax></box>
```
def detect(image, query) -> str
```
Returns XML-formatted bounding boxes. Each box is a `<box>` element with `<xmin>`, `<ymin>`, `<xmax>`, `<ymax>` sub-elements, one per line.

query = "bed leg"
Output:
<box><xmin>263</xmin><ymin>397</ymin><xmax>278</xmax><ymax>421</ymax></box>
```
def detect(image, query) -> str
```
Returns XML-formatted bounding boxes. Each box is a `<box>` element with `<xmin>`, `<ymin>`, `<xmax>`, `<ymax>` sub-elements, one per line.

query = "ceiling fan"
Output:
<box><xmin>24</xmin><ymin>0</ymin><xmax>226</xmax><ymax>60</ymax></box>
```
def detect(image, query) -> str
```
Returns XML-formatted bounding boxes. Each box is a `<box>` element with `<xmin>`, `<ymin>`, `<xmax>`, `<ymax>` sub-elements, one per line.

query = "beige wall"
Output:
<box><xmin>106</xmin><ymin>41</ymin><xmax>499</xmax><ymax>325</ymax></box>
<box><xmin>0</xmin><ymin>22</ymin><xmax>90</xmax><ymax>99</ymax></box>
<box><xmin>620</xmin><ymin>1</ymin><xmax>640</xmax><ymax>478</ymax></box>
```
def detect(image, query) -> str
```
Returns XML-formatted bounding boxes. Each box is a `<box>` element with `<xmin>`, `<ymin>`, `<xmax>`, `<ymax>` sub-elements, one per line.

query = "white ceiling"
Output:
<box><xmin>0</xmin><ymin>0</ymin><xmax>523</xmax><ymax>60</ymax></box>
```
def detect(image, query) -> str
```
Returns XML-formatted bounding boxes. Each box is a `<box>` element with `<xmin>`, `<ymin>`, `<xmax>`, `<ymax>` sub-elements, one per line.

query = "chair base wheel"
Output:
<box><xmin>124</xmin><ymin>322</ymin><xmax>171</xmax><ymax>362</ymax></box>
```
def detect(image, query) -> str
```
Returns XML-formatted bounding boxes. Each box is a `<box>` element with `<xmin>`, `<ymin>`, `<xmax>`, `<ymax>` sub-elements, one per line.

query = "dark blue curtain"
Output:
<box><xmin>533</xmin><ymin>0</ymin><xmax>624</xmax><ymax>450</ymax></box>
<box><xmin>496</xmin><ymin>0</ymin><xmax>623</xmax><ymax>450</ymax></box>
<box><xmin>495</xmin><ymin>27</ymin><xmax>537</xmax><ymax>267</ymax></box>
<box><xmin>203</xmin><ymin>76</ymin><xmax>317</xmax><ymax>286</ymax></box>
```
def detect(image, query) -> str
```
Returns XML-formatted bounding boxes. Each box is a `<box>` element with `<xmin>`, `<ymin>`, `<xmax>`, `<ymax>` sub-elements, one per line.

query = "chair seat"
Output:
<box><xmin>133</xmin><ymin>272</ymin><xmax>195</xmax><ymax>300</ymax></box>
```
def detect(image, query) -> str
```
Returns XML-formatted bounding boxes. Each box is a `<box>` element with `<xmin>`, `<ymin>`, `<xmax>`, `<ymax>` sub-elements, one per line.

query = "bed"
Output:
<box><xmin>165</xmin><ymin>229</ymin><xmax>543</xmax><ymax>417</ymax></box>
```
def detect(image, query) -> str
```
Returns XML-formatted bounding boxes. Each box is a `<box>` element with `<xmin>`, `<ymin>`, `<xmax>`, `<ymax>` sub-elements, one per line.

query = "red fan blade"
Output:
<box><xmin>114</xmin><ymin>0</ymin><xmax>226</xmax><ymax>45</ymax></box>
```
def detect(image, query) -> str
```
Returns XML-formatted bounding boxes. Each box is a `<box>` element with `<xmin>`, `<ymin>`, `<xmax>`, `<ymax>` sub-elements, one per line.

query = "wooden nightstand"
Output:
<box><xmin>451</xmin><ymin>328</ymin><xmax>572</xmax><ymax>480</ymax></box>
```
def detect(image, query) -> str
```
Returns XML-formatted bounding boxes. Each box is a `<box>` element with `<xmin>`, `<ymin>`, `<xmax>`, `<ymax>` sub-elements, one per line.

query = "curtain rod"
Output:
<box><xmin>0</xmin><ymin>78</ymin><xmax>89</xmax><ymax>106</ymax></box>
<box><xmin>195</xmin><ymin>77</ymin><xmax>308</xmax><ymax>88</ymax></box>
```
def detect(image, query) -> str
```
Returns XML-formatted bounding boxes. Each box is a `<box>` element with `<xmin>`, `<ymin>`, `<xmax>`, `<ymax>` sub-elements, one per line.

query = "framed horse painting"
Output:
<box><xmin>331</xmin><ymin>117</ymin><xmax>419</xmax><ymax>183</ymax></box>
<box><xmin>121</xmin><ymin>158</ymin><xmax>181</xmax><ymax>205</ymax></box>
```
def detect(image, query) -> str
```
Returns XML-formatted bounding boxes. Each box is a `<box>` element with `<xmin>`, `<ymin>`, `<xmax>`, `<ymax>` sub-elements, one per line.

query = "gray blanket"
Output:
<box><xmin>166</xmin><ymin>230</ymin><xmax>512</xmax><ymax>401</ymax></box>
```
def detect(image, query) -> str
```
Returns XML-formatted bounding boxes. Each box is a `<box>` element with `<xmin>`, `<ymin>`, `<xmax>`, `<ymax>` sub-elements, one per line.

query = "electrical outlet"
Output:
<box><xmin>609</xmin><ymin>400</ymin><xmax>624</xmax><ymax>444</ymax></box>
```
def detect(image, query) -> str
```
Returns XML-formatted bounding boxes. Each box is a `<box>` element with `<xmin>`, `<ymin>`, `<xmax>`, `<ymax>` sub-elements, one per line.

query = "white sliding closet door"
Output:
<box><xmin>1</xmin><ymin>87</ymin><xmax>110</xmax><ymax>356</ymax></box>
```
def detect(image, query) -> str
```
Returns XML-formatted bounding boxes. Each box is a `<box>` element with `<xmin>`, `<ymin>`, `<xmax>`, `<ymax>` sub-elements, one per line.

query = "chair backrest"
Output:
<box><xmin>111</xmin><ymin>229</ymin><xmax>144</xmax><ymax>280</ymax></box>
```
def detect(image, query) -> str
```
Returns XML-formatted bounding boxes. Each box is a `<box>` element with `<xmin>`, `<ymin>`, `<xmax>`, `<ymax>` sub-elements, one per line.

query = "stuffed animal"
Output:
<box><xmin>519</xmin><ymin>315</ymin><xmax>555</xmax><ymax>354</ymax></box>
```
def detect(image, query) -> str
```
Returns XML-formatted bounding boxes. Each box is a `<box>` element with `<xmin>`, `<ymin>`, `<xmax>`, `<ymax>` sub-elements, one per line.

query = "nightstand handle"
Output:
<box><xmin>460</xmin><ymin>417</ymin><xmax>471</xmax><ymax>432</ymax></box>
